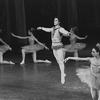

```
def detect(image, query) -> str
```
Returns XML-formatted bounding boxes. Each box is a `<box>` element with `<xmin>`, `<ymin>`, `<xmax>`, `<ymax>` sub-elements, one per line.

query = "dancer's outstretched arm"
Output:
<box><xmin>0</xmin><ymin>38</ymin><xmax>11</xmax><ymax>50</ymax></box>
<box><xmin>64</xmin><ymin>57</ymin><xmax>90</xmax><ymax>63</ymax></box>
<box><xmin>33</xmin><ymin>35</ymin><xmax>49</xmax><ymax>50</ymax></box>
<box><xmin>11</xmin><ymin>33</ymin><xmax>29</xmax><ymax>39</ymax></box>
<box><xmin>75</xmin><ymin>35</ymin><xmax>87</xmax><ymax>40</ymax></box>
<box><xmin>0</xmin><ymin>38</ymin><xmax>9</xmax><ymax>46</ymax></box>
<box><xmin>37</xmin><ymin>27</ymin><xmax>52</xmax><ymax>33</ymax></box>
<box><xmin>59</xmin><ymin>27</ymin><xmax>71</xmax><ymax>37</ymax></box>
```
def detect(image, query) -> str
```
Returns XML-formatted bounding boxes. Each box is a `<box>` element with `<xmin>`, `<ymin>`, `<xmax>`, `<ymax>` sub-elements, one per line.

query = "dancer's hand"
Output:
<box><xmin>39</xmin><ymin>43</ymin><xmax>49</xmax><ymax>50</ymax></box>
<box><xmin>84</xmin><ymin>35</ymin><xmax>88</xmax><ymax>39</ymax></box>
<box><xmin>11</xmin><ymin>33</ymin><xmax>15</xmax><ymax>36</ymax></box>
<box><xmin>44</xmin><ymin>46</ymin><xmax>49</xmax><ymax>50</ymax></box>
<box><xmin>64</xmin><ymin>57</ymin><xmax>70</xmax><ymax>63</ymax></box>
<box><xmin>42</xmin><ymin>43</ymin><xmax>49</xmax><ymax>50</ymax></box>
<box><xmin>8</xmin><ymin>45</ymin><xmax>12</xmax><ymax>51</ymax></box>
<box><xmin>37</xmin><ymin>27</ymin><xmax>42</xmax><ymax>30</ymax></box>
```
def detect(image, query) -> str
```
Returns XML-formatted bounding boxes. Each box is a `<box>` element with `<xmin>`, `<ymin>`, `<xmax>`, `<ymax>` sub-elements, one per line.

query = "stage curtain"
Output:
<box><xmin>0</xmin><ymin>0</ymin><xmax>7</xmax><ymax>39</ymax></box>
<box><xmin>6</xmin><ymin>0</ymin><xmax>27</xmax><ymax>45</ymax></box>
<box><xmin>93</xmin><ymin>0</ymin><xmax>100</xmax><ymax>27</ymax></box>
<box><xmin>66</xmin><ymin>0</ymin><xmax>78</xmax><ymax>29</ymax></box>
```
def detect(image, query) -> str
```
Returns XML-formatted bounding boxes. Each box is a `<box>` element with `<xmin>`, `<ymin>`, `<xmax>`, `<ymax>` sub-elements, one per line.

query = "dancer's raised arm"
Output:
<box><xmin>33</xmin><ymin>35</ymin><xmax>49</xmax><ymax>50</ymax></box>
<box><xmin>11</xmin><ymin>33</ymin><xmax>29</xmax><ymax>39</ymax></box>
<box><xmin>75</xmin><ymin>35</ymin><xmax>87</xmax><ymax>40</ymax></box>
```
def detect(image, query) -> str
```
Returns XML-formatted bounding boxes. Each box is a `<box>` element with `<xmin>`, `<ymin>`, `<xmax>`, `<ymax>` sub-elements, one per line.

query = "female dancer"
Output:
<box><xmin>37</xmin><ymin>17</ymin><xmax>70</xmax><ymax>84</ymax></box>
<box><xmin>64</xmin><ymin>43</ymin><xmax>100</xmax><ymax>100</ymax></box>
<box><xmin>11</xmin><ymin>28</ymin><xmax>51</xmax><ymax>64</ymax></box>
<box><xmin>0</xmin><ymin>38</ymin><xmax>14</xmax><ymax>64</ymax></box>
<box><xmin>64</xmin><ymin>27</ymin><xmax>87</xmax><ymax>57</ymax></box>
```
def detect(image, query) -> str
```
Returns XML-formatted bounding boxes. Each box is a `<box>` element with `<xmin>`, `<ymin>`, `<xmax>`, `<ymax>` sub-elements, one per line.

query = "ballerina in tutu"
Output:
<box><xmin>64</xmin><ymin>27</ymin><xmax>87</xmax><ymax>57</ymax></box>
<box><xmin>64</xmin><ymin>43</ymin><xmax>100</xmax><ymax>100</ymax></box>
<box><xmin>0</xmin><ymin>38</ymin><xmax>15</xmax><ymax>64</ymax></box>
<box><xmin>11</xmin><ymin>28</ymin><xmax>51</xmax><ymax>64</ymax></box>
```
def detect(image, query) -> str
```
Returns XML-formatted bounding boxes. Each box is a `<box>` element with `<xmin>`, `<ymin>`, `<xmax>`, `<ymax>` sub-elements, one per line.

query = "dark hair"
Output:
<box><xmin>54</xmin><ymin>16</ymin><xmax>60</xmax><ymax>22</ymax></box>
<box><xmin>71</xmin><ymin>27</ymin><xmax>77</xmax><ymax>31</ymax></box>
<box><xmin>94</xmin><ymin>43</ymin><xmax>100</xmax><ymax>53</ymax></box>
<box><xmin>71</xmin><ymin>27</ymin><xmax>79</xmax><ymax>34</ymax></box>
<box><xmin>30</xmin><ymin>28</ymin><xmax>35</xmax><ymax>32</ymax></box>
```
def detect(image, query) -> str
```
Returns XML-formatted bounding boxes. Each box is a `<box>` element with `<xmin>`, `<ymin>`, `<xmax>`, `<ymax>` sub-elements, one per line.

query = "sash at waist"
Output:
<box><xmin>51</xmin><ymin>42</ymin><xmax>63</xmax><ymax>50</ymax></box>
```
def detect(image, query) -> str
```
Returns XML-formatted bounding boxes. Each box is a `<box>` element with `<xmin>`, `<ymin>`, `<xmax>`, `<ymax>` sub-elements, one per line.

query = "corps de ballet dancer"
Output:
<box><xmin>64</xmin><ymin>27</ymin><xmax>87</xmax><ymax>57</ymax></box>
<box><xmin>11</xmin><ymin>28</ymin><xmax>51</xmax><ymax>64</ymax></box>
<box><xmin>0</xmin><ymin>38</ymin><xmax>15</xmax><ymax>64</ymax></box>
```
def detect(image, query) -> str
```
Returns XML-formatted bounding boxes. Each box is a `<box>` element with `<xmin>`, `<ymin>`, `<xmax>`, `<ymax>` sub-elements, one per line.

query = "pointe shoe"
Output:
<box><xmin>61</xmin><ymin>73</ymin><xmax>66</xmax><ymax>84</ymax></box>
<box><xmin>20</xmin><ymin>61</ymin><xmax>25</xmax><ymax>65</ymax></box>
<box><xmin>9</xmin><ymin>61</ymin><xmax>15</xmax><ymax>64</ymax></box>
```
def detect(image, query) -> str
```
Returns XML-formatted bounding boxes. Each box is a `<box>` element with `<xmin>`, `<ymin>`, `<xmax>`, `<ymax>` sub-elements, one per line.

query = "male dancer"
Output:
<box><xmin>37</xmin><ymin>17</ymin><xmax>70</xmax><ymax>84</ymax></box>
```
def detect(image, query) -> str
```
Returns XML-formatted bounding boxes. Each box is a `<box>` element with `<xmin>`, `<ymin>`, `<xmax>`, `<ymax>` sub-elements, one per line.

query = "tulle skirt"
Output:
<box><xmin>0</xmin><ymin>45</ymin><xmax>10</xmax><ymax>53</ymax></box>
<box><xmin>22</xmin><ymin>44</ymin><xmax>44</xmax><ymax>52</ymax></box>
<box><xmin>64</xmin><ymin>43</ymin><xmax>86</xmax><ymax>52</ymax></box>
<box><xmin>76</xmin><ymin>67</ymin><xmax>100</xmax><ymax>89</ymax></box>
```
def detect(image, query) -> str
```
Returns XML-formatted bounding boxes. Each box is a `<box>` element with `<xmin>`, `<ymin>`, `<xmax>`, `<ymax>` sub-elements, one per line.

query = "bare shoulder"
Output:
<box><xmin>59</xmin><ymin>27</ymin><xmax>65</xmax><ymax>31</ymax></box>
<box><xmin>88</xmin><ymin>57</ymin><xmax>94</xmax><ymax>62</ymax></box>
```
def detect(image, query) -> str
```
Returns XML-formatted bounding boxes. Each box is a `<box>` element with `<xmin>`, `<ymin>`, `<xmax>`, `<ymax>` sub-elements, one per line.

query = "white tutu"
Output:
<box><xmin>64</xmin><ymin>43</ymin><xmax>86</xmax><ymax>52</ymax></box>
<box><xmin>0</xmin><ymin>45</ymin><xmax>10</xmax><ymax>53</ymax></box>
<box><xmin>22</xmin><ymin>44</ymin><xmax>44</xmax><ymax>52</ymax></box>
<box><xmin>76</xmin><ymin>67</ymin><xmax>100</xmax><ymax>89</ymax></box>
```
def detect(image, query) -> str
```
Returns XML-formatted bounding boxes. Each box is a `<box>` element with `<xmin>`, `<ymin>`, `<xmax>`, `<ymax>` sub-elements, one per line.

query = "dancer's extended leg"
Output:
<box><xmin>0</xmin><ymin>52</ymin><xmax>14</xmax><ymax>64</ymax></box>
<box><xmin>90</xmin><ymin>87</ymin><xmax>97</xmax><ymax>100</ymax></box>
<box><xmin>0</xmin><ymin>52</ymin><xmax>3</xmax><ymax>63</ymax></box>
<box><xmin>53</xmin><ymin>49</ymin><xmax>66</xmax><ymax>84</ymax></box>
<box><xmin>32</xmin><ymin>52</ymin><xmax>51</xmax><ymax>63</ymax></box>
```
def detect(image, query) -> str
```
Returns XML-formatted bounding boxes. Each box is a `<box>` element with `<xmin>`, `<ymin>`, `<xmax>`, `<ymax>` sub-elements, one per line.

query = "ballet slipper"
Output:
<box><xmin>45</xmin><ymin>60</ymin><xmax>52</xmax><ymax>63</ymax></box>
<box><xmin>9</xmin><ymin>61</ymin><xmax>15</xmax><ymax>64</ymax></box>
<box><xmin>61</xmin><ymin>73</ymin><xmax>66</xmax><ymax>84</ymax></box>
<box><xmin>20</xmin><ymin>61</ymin><xmax>25</xmax><ymax>65</ymax></box>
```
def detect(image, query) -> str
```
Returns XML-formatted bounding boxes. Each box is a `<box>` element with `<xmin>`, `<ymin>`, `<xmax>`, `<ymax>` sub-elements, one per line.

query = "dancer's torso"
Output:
<box><xmin>70</xmin><ymin>34</ymin><xmax>76</xmax><ymax>45</ymax></box>
<box><xmin>28</xmin><ymin>36</ymin><xmax>35</xmax><ymax>45</ymax></box>
<box><xmin>51</xmin><ymin>26</ymin><xmax>63</xmax><ymax>49</ymax></box>
<box><xmin>51</xmin><ymin>27</ymin><xmax>62</xmax><ymax>43</ymax></box>
<box><xmin>90</xmin><ymin>58</ymin><xmax>100</xmax><ymax>76</ymax></box>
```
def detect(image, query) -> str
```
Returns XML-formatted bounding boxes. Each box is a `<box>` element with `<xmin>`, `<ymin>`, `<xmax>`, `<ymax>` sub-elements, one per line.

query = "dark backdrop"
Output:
<box><xmin>24</xmin><ymin>0</ymin><xmax>100</xmax><ymax>47</ymax></box>
<box><xmin>0</xmin><ymin>0</ymin><xmax>100</xmax><ymax>50</ymax></box>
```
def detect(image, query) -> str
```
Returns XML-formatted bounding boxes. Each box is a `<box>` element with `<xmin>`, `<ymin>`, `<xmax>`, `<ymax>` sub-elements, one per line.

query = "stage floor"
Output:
<box><xmin>0</xmin><ymin>48</ymin><xmax>92</xmax><ymax>100</ymax></box>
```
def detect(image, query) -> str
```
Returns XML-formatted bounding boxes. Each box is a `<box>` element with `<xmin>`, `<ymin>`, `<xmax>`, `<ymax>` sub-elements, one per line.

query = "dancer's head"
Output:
<box><xmin>28</xmin><ymin>28</ymin><xmax>35</xmax><ymax>35</ymax></box>
<box><xmin>70</xmin><ymin>27</ymin><xmax>77</xmax><ymax>33</ymax></box>
<box><xmin>91</xmin><ymin>43</ymin><xmax>100</xmax><ymax>57</ymax></box>
<box><xmin>54</xmin><ymin>17</ymin><xmax>60</xmax><ymax>26</ymax></box>
<box><xmin>30</xmin><ymin>28</ymin><xmax>35</xmax><ymax>32</ymax></box>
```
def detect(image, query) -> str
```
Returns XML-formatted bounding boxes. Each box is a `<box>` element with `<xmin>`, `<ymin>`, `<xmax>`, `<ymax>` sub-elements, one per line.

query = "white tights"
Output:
<box><xmin>53</xmin><ymin>48</ymin><xmax>66</xmax><ymax>84</ymax></box>
<box><xmin>90</xmin><ymin>87</ymin><xmax>100</xmax><ymax>100</ymax></box>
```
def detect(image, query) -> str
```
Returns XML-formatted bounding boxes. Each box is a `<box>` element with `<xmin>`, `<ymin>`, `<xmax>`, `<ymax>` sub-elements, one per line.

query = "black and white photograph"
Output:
<box><xmin>0</xmin><ymin>0</ymin><xmax>100</xmax><ymax>100</ymax></box>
